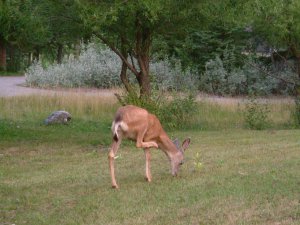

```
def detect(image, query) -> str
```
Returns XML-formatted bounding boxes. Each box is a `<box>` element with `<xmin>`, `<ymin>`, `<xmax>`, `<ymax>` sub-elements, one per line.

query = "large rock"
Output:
<box><xmin>44</xmin><ymin>111</ymin><xmax>71</xmax><ymax>125</ymax></box>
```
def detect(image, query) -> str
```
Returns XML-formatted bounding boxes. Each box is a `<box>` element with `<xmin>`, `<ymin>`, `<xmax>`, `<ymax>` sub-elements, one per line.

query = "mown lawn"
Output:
<box><xmin>0</xmin><ymin>95</ymin><xmax>299</xmax><ymax>224</ymax></box>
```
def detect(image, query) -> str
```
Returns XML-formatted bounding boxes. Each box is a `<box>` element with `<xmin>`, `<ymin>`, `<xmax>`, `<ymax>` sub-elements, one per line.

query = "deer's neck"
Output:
<box><xmin>158</xmin><ymin>133</ymin><xmax>180</xmax><ymax>159</ymax></box>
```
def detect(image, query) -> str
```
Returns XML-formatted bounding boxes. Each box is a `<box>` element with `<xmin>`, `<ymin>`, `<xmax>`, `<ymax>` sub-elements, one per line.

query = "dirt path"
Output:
<box><xmin>0</xmin><ymin>76</ymin><xmax>293</xmax><ymax>105</ymax></box>
<box><xmin>0</xmin><ymin>76</ymin><xmax>116</xmax><ymax>97</ymax></box>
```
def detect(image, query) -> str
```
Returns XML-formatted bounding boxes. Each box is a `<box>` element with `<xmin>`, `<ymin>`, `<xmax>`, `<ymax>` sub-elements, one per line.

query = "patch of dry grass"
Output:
<box><xmin>195</xmin><ymin>96</ymin><xmax>294</xmax><ymax>129</ymax></box>
<box><xmin>0</xmin><ymin>93</ymin><xmax>296</xmax><ymax>130</ymax></box>
<box><xmin>0</xmin><ymin>93</ymin><xmax>118</xmax><ymax>122</ymax></box>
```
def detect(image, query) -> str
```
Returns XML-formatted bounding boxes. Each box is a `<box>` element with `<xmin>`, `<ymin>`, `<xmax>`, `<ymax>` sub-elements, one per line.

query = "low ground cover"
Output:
<box><xmin>0</xmin><ymin>95</ymin><xmax>299</xmax><ymax>224</ymax></box>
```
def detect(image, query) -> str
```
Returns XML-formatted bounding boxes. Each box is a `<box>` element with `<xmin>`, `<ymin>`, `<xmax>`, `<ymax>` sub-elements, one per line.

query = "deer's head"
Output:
<box><xmin>171</xmin><ymin>138</ymin><xmax>191</xmax><ymax>176</ymax></box>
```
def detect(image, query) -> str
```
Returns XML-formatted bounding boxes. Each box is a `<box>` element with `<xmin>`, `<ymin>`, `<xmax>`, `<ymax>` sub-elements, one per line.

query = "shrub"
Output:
<box><xmin>244</xmin><ymin>96</ymin><xmax>270</xmax><ymax>130</ymax></box>
<box><xmin>157</xmin><ymin>93</ymin><xmax>198</xmax><ymax>129</ymax></box>
<box><xmin>25</xmin><ymin>43</ymin><xmax>121</xmax><ymax>88</ymax></box>
<box><xmin>200</xmin><ymin>56</ymin><xmax>227</xmax><ymax>95</ymax></box>
<box><xmin>150</xmin><ymin>58</ymin><xmax>198</xmax><ymax>92</ymax></box>
<box><xmin>116</xmin><ymin>89</ymin><xmax>198</xmax><ymax>130</ymax></box>
<box><xmin>25</xmin><ymin>43</ymin><xmax>199</xmax><ymax>91</ymax></box>
<box><xmin>200</xmin><ymin>56</ymin><xmax>298</xmax><ymax>96</ymax></box>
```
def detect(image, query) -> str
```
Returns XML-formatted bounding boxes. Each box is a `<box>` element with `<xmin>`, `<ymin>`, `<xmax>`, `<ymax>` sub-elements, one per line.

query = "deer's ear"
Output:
<box><xmin>182</xmin><ymin>138</ymin><xmax>191</xmax><ymax>151</ymax></box>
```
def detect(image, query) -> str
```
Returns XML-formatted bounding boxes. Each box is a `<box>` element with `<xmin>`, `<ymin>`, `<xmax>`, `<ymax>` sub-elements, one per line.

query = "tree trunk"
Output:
<box><xmin>8</xmin><ymin>44</ymin><xmax>14</xmax><ymax>71</ymax></box>
<box><xmin>136</xmin><ymin>51</ymin><xmax>151</xmax><ymax>97</ymax></box>
<box><xmin>120</xmin><ymin>61</ymin><xmax>132</xmax><ymax>91</ymax></box>
<box><xmin>33</xmin><ymin>47</ymin><xmax>40</xmax><ymax>62</ymax></box>
<box><xmin>294</xmin><ymin>56</ymin><xmax>300</xmax><ymax>126</ymax></box>
<box><xmin>57</xmin><ymin>44</ymin><xmax>63</xmax><ymax>64</ymax></box>
<box><xmin>74</xmin><ymin>40</ymin><xmax>81</xmax><ymax>60</ymax></box>
<box><xmin>135</xmin><ymin>15</ymin><xmax>152</xmax><ymax>99</ymax></box>
<box><xmin>28</xmin><ymin>52</ymin><xmax>32</xmax><ymax>66</ymax></box>
<box><xmin>0</xmin><ymin>37</ymin><xmax>7</xmax><ymax>71</ymax></box>
<box><xmin>119</xmin><ymin>37</ymin><xmax>132</xmax><ymax>93</ymax></box>
<box><xmin>95</xmin><ymin>16</ymin><xmax>152</xmax><ymax>100</ymax></box>
<box><xmin>295</xmin><ymin>56</ymin><xmax>300</xmax><ymax>96</ymax></box>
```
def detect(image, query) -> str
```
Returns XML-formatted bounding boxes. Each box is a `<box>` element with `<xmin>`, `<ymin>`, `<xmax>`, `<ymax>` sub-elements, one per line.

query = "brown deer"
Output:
<box><xmin>108</xmin><ymin>105</ymin><xmax>191</xmax><ymax>188</ymax></box>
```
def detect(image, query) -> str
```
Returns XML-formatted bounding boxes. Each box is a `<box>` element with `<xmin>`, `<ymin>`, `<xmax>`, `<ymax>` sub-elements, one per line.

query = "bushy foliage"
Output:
<box><xmin>160</xmin><ymin>26</ymin><xmax>249</xmax><ymax>74</ymax></box>
<box><xmin>199</xmin><ymin>56</ymin><xmax>228</xmax><ymax>95</ymax></box>
<box><xmin>25</xmin><ymin>43</ymin><xmax>198</xmax><ymax>91</ymax></box>
<box><xmin>200</xmin><ymin>55</ymin><xmax>298</xmax><ymax>96</ymax></box>
<box><xmin>150</xmin><ymin>58</ymin><xmax>198</xmax><ymax>91</ymax></box>
<box><xmin>157</xmin><ymin>93</ymin><xmax>198</xmax><ymax>129</ymax></box>
<box><xmin>25</xmin><ymin>43</ymin><xmax>121</xmax><ymax>88</ymax></box>
<box><xmin>116</xmin><ymin>90</ymin><xmax>198</xmax><ymax>129</ymax></box>
<box><xmin>244</xmin><ymin>96</ymin><xmax>270</xmax><ymax>130</ymax></box>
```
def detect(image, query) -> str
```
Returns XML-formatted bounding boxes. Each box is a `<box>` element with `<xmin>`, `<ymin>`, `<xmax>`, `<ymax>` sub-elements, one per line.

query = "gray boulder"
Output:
<box><xmin>44</xmin><ymin>111</ymin><xmax>71</xmax><ymax>125</ymax></box>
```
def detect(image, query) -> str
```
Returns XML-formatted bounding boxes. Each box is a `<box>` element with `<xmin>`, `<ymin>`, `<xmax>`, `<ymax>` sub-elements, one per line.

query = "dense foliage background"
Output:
<box><xmin>1</xmin><ymin>0</ymin><xmax>300</xmax><ymax>97</ymax></box>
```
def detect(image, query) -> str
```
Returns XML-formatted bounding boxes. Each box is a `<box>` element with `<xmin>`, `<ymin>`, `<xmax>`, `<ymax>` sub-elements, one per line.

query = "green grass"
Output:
<box><xmin>0</xmin><ymin>71</ymin><xmax>23</xmax><ymax>76</ymax></box>
<box><xmin>1</xmin><ymin>95</ymin><xmax>299</xmax><ymax>224</ymax></box>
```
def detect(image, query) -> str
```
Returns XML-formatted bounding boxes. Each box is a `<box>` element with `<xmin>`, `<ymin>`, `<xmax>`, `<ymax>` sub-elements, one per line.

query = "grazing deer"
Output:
<box><xmin>108</xmin><ymin>105</ymin><xmax>191</xmax><ymax>188</ymax></box>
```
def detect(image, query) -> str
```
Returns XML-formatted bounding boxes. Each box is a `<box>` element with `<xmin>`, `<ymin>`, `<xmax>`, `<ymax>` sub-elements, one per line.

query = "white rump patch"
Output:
<box><xmin>112</xmin><ymin>121</ymin><xmax>128</xmax><ymax>140</ymax></box>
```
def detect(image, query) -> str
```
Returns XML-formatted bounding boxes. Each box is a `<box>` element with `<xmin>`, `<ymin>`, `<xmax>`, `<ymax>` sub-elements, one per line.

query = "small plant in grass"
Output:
<box><xmin>193</xmin><ymin>152</ymin><xmax>203</xmax><ymax>172</ymax></box>
<box><xmin>244</xmin><ymin>96</ymin><xmax>270</xmax><ymax>130</ymax></box>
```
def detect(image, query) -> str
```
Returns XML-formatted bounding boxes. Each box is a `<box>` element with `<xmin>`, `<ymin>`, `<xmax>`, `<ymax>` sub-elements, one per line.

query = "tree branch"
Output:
<box><xmin>129</xmin><ymin>52</ymin><xmax>136</xmax><ymax>72</ymax></box>
<box><xmin>246</xmin><ymin>61</ymin><xmax>297</xmax><ymax>86</ymax></box>
<box><xmin>94</xmin><ymin>32</ymin><xmax>139</xmax><ymax>76</ymax></box>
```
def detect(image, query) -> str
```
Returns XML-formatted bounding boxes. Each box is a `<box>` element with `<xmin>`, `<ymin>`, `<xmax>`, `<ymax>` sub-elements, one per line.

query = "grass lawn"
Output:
<box><xmin>0</xmin><ymin>71</ymin><xmax>23</xmax><ymax>76</ymax></box>
<box><xmin>0</xmin><ymin>95</ymin><xmax>299</xmax><ymax>224</ymax></box>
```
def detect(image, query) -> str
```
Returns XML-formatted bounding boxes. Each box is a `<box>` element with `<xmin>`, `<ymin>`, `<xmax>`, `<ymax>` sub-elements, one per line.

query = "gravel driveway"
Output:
<box><xmin>0</xmin><ymin>76</ymin><xmax>293</xmax><ymax>105</ymax></box>
<box><xmin>0</xmin><ymin>76</ymin><xmax>116</xmax><ymax>97</ymax></box>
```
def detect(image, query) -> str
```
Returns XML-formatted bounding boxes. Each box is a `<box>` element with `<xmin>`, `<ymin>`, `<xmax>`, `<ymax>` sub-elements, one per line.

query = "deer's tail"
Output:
<box><xmin>111</xmin><ymin>121</ymin><xmax>128</xmax><ymax>141</ymax></box>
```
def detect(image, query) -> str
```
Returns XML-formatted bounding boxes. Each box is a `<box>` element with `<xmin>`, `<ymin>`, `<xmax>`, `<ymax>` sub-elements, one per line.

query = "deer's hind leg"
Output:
<box><xmin>108</xmin><ymin>138</ymin><xmax>122</xmax><ymax>189</ymax></box>
<box><xmin>144</xmin><ymin>148</ymin><xmax>152</xmax><ymax>182</ymax></box>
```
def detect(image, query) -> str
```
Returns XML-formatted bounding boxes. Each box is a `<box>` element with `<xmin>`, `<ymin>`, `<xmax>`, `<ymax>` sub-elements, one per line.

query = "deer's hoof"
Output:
<box><xmin>112</xmin><ymin>184</ymin><xmax>119</xmax><ymax>189</ymax></box>
<box><xmin>145</xmin><ymin>177</ymin><xmax>152</xmax><ymax>182</ymax></box>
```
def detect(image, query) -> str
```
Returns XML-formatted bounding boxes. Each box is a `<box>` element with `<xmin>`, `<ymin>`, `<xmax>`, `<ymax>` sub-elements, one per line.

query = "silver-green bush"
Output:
<box><xmin>25</xmin><ymin>43</ymin><xmax>198</xmax><ymax>91</ymax></box>
<box><xmin>200</xmin><ymin>56</ymin><xmax>298</xmax><ymax>96</ymax></box>
<box><xmin>150</xmin><ymin>58</ymin><xmax>198</xmax><ymax>91</ymax></box>
<box><xmin>25</xmin><ymin>43</ymin><xmax>121</xmax><ymax>88</ymax></box>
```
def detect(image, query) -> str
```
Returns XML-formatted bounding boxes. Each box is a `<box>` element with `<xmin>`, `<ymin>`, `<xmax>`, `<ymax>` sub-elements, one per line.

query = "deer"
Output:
<box><xmin>108</xmin><ymin>105</ymin><xmax>191</xmax><ymax>188</ymax></box>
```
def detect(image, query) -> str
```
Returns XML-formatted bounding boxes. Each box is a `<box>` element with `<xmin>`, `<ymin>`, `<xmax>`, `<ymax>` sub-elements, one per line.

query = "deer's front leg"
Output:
<box><xmin>144</xmin><ymin>148</ymin><xmax>152</xmax><ymax>182</ymax></box>
<box><xmin>108</xmin><ymin>139</ymin><xmax>121</xmax><ymax>189</ymax></box>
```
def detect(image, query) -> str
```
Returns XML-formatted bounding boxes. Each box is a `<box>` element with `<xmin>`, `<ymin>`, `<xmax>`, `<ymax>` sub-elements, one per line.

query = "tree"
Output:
<box><xmin>249</xmin><ymin>0</ymin><xmax>300</xmax><ymax>95</ymax></box>
<box><xmin>0</xmin><ymin>1</ymin><xmax>14</xmax><ymax>70</ymax></box>
<box><xmin>16</xmin><ymin>0</ymin><xmax>87</xmax><ymax>64</ymax></box>
<box><xmin>0</xmin><ymin>0</ymin><xmax>51</xmax><ymax>69</ymax></box>
<box><xmin>0</xmin><ymin>0</ymin><xmax>87</xmax><ymax>71</ymax></box>
<box><xmin>36</xmin><ymin>0</ymin><xmax>86</xmax><ymax>64</ymax></box>
<box><xmin>80</xmin><ymin>0</ymin><xmax>201</xmax><ymax>99</ymax></box>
